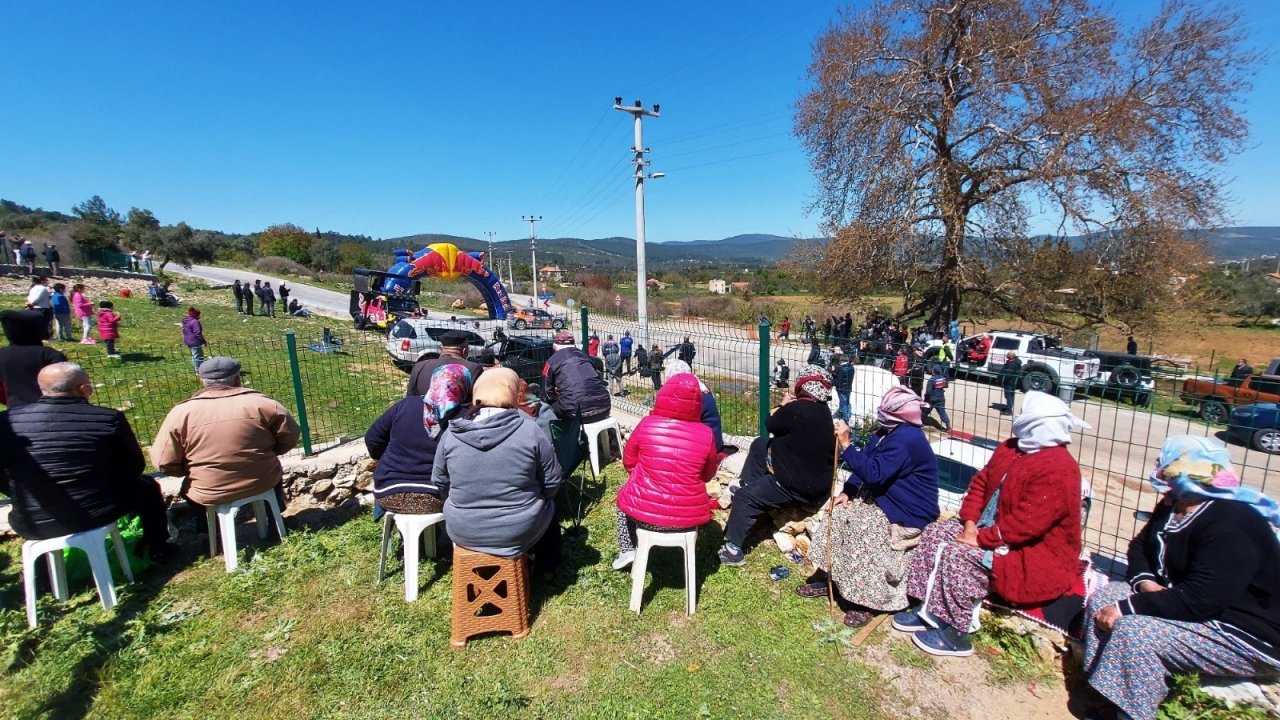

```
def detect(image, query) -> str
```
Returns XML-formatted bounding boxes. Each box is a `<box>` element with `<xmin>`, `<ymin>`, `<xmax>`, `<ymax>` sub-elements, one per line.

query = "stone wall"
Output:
<box><xmin>1</xmin><ymin>265</ymin><xmax>156</xmax><ymax>281</ymax></box>
<box><xmin>280</xmin><ymin>453</ymin><xmax>377</xmax><ymax>508</ymax></box>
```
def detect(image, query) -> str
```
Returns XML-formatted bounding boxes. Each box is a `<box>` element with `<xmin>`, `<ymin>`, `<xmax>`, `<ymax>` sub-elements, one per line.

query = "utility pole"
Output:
<box><xmin>614</xmin><ymin>97</ymin><xmax>660</xmax><ymax>348</ymax></box>
<box><xmin>484</xmin><ymin>231</ymin><xmax>497</xmax><ymax>282</ymax></box>
<box><xmin>523</xmin><ymin>215</ymin><xmax>542</xmax><ymax>304</ymax></box>
<box><xmin>505</xmin><ymin>251</ymin><xmax>514</xmax><ymax>293</ymax></box>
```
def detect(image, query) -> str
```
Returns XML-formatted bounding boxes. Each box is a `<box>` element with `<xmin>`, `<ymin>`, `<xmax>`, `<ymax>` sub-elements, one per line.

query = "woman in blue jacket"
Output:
<box><xmin>799</xmin><ymin>385</ymin><xmax>939</xmax><ymax>627</ymax></box>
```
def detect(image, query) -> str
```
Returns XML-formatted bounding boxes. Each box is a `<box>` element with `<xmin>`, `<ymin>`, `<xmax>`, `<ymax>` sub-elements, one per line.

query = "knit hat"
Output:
<box><xmin>875</xmin><ymin>385</ymin><xmax>923</xmax><ymax>427</ymax></box>
<box><xmin>794</xmin><ymin>364</ymin><xmax>832</xmax><ymax>402</ymax></box>
<box><xmin>473</xmin><ymin>367</ymin><xmax>519</xmax><ymax>408</ymax></box>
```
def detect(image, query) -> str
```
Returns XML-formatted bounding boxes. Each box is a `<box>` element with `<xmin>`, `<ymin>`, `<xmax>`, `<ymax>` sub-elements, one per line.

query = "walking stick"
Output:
<box><xmin>826</xmin><ymin>431</ymin><xmax>841</xmax><ymax>614</ymax></box>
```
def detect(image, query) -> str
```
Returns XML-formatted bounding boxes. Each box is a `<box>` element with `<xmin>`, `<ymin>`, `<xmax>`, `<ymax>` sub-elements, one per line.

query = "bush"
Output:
<box><xmin>255</xmin><ymin>256</ymin><xmax>315</xmax><ymax>277</ymax></box>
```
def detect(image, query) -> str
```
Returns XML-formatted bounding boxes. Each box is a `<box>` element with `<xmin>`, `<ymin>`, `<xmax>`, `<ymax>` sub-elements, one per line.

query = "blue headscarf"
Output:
<box><xmin>1148</xmin><ymin>435</ymin><xmax>1280</xmax><ymax>528</ymax></box>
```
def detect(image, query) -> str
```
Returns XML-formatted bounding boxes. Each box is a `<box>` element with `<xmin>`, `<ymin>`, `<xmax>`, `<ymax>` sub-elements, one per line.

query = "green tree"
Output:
<box><xmin>796</xmin><ymin>0</ymin><xmax>1256</xmax><ymax>330</ymax></box>
<box><xmin>1230</xmin><ymin>273</ymin><xmax>1280</xmax><ymax>325</ymax></box>
<box><xmin>150</xmin><ymin>221</ymin><xmax>200</xmax><ymax>271</ymax></box>
<box><xmin>69</xmin><ymin>195</ymin><xmax>121</xmax><ymax>251</ymax></box>
<box><xmin>335</xmin><ymin>242</ymin><xmax>374</xmax><ymax>273</ymax></box>
<box><xmin>257</xmin><ymin>223</ymin><xmax>313</xmax><ymax>266</ymax></box>
<box><xmin>119</xmin><ymin>207</ymin><xmax>162</xmax><ymax>253</ymax></box>
<box><xmin>309</xmin><ymin>239</ymin><xmax>340</xmax><ymax>271</ymax></box>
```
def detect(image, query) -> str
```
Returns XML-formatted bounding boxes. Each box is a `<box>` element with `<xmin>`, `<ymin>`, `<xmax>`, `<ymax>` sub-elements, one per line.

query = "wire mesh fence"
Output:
<box><xmin>579</xmin><ymin>305</ymin><xmax>1280</xmax><ymax>575</ymax></box>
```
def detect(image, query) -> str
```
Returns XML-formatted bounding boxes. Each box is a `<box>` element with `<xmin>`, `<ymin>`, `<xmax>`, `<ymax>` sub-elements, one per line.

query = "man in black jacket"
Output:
<box><xmin>405</xmin><ymin>330</ymin><xmax>484</xmax><ymax>396</ymax></box>
<box><xmin>543</xmin><ymin>331</ymin><xmax>610</xmax><ymax>424</ymax></box>
<box><xmin>1000</xmin><ymin>351</ymin><xmax>1022</xmax><ymax>415</ymax></box>
<box><xmin>0</xmin><ymin>363</ymin><xmax>174</xmax><ymax>561</ymax></box>
<box><xmin>241</xmin><ymin>281</ymin><xmax>255</xmax><ymax>316</ymax></box>
<box><xmin>0</xmin><ymin>310</ymin><xmax>66</xmax><ymax>408</ymax></box>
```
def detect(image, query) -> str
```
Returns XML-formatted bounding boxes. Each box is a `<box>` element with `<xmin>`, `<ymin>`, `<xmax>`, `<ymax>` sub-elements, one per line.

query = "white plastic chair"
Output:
<box><xmin>583</xmin><ymin>416</ymin><xmax>624</xmax><ymax>479</ymax></box>
<box><xmin>377</xmin><ymin>511</ymin><xmax>446</xmax><ymax>602</ymax></box>
<box><xmin>206</xmin><ymin>487</ymin><xmax>287</xmax><ymax>572</ymax></box>
<box><xmin>629</xmin><ymin>527</ymin><xmax>698</xmax><ymax>616</ymax></box>
<box><xmin>22</xmin><ymin>522</ymin><xmax>135</xmax><ymax>627</ymax></box>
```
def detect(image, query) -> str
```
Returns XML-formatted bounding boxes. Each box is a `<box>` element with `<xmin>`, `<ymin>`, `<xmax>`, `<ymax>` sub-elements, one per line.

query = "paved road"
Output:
<box><xmin>167</xmin><ymin>264</ymin><xmax>353</xmax><ymax>319</ymax></box>
<box><xmin>170</xmin><ymin>268</ymin><xmax>1280</xmax><ymax>559</ymax></box>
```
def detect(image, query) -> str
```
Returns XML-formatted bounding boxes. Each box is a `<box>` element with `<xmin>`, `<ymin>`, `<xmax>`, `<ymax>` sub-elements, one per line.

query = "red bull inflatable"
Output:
<box><xmin>382</xmin><ymin>243</ymin><xmax>512</xmax><ymax>319</ymax></box>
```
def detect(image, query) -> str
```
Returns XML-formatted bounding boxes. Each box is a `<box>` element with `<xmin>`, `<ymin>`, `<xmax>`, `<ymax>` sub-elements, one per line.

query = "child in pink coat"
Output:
<box><xmin>96</xmin><ymin>301</ymin><xmax>122</xmax><ymax>358</ymax></box>
<box><xmin>71</xmin><ymin>283</ymin><xmax>96</xmax><ymax>343</ymax></box>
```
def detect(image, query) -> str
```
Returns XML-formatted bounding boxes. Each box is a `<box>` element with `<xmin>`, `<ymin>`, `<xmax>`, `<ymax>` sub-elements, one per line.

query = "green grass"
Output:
<box><xmin>887</xmin><ymin>639</ymin><xmax>935</xmax><ymax>670</ymax></box>
<box><xmin>0</xmin><ymin>471</ymin><xmax>888</xmax><ymax>719</ymax></box>
<box><xmin>972</xmin><ymin>622</ymin><xmax>1056</xmax><ymax>686</ymax></box>
<box><xmin>0</xmin><ymin>284</ymin><xmax>404</xmax><ymax>452</ymax></box>
<box><xmin>1159</xmin><ymin>674</ymin><xmax>1274</xmax><ymax>720</ymax></box>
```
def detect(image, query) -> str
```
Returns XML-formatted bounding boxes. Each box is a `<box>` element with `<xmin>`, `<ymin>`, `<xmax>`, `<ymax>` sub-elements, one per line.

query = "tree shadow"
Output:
<box><xmin>118</xmin><ymin>352</ymin><xmax>167</xmax><ymax>363</ymax></box>
<box><xmin>634</xmin><ymin>521</ymin><xmax>726</xmax><ymax>611</ymax></box>
<box><xmin>529</xmin><ymin>523</ymin><xmax>602</xmax><ymax>621</ymax></box>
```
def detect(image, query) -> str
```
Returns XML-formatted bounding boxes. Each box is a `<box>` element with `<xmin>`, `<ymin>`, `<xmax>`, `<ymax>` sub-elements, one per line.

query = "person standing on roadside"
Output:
<box><xmin>923</xmin><ymin>363</ymin><xmax>952</xmax><ymax>432</ymax></box>
<box><xmin>262</xmin><ymin>282</ymin><xmax>277</xmax><ymax>318</ymax></box>
<box><xmin>71</xmin><ymin>283</ymin><xmax>95</xmax><ymax>343</ymax></box>
<box><xmin>182</xmin><ymin>307</ymin><xmax>208</xmax><ymax>371</ymax></box>
<box><xmin>50</xmin><ymin>283</ymin><xmax>73</xmax><ymax>342</ymax></box>
<box><xmin>25</xmin><ymin>276</ymin><xmax>53</xmax><ymax>338</ymax></box>
<box><xmin>233</xmin><ymin>280</ymin><xmax>244</xmax><ymax>314</ymax></box>
<box><xmin>602</xmin><ymin>334</ymin><xmax>624</xmax><ymax>396</ymax></box>
<box><xmin>1000</xmin><ymin>351</ymin><xmax>1022</xmax><ymax>415</ymax></box>
<box><xmin>278</xmin><ymin>283</ymin><xmax>290</xmax><ymax>310</ymax></box>
<box><xmin>1125</xmin><ymin>335</ymin><xmax>1138</xmax><ymax>355</ymax></box>
<box><xmin>253</xmin><ymin>280</ymin><xmax>264</xmax><ymax>315</ymax></box>
<box><xmin>832</xmin><ymin>351</ymin><xmax>854</xmax><ymax>421</ymax></box>
<box><xmin>42</xmin><ymin>243</ymin><xmax>60</xmax><ymax>276</ymax></box>
<box><xmin>649</xmin><ymin>343</ymin><xmax>665</xmax><ymax>392</ymax></box>
<box><xmin>779</xmin><ymin>317</ymin><xmax>792</xmax><ymax>341</ymax></box>
<box><xmin>619</xmin><ymin>330</ymin><xmax>634</xmax><ymax>375</ymax></box>
<box><xmin>241</xmin><ymin>281</ymin><xmax>255</xmax><ymax>316</ymax></box>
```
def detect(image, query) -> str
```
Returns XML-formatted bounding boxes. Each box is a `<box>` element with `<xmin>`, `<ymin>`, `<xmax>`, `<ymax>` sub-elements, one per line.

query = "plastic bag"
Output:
<box><xmin>62</xmin><ymin>515</ymin><xmax>153</xmax><ymax>582</ymax></box>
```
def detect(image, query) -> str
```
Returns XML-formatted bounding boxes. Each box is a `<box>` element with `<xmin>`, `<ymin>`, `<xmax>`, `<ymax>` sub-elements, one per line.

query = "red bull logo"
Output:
<box><xmin>407</xmin><ymin>242</ymin><xmax>487</xmax><ymax>281</ymax></box>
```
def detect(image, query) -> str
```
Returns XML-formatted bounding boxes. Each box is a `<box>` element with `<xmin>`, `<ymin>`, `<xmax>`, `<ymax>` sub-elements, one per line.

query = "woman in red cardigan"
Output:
<box><xmin>613</xmin><ymin>374</ymin><xmax>720</xmax><ymax>570</ymax></box>
<box><xmin>892</xmin><ymin>391</ymin><xmax>1087</xmax><ymax>657</ymax></box>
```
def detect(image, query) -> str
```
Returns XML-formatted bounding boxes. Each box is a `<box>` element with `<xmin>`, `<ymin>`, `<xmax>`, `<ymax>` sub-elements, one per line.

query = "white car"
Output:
<box><xmin>828</xmin><ymin>364</ymin><xmax>899</xmax><ymax>425</ymax></box>
<box><xmin>385</xmin><ymin>319</ymin><xmax>487</xmax><ymax>372</ymax></box>
<box><xmin>931</xmin><ymin>435</ymin><xmax>1092</xmax><ymax>526</ymax></box>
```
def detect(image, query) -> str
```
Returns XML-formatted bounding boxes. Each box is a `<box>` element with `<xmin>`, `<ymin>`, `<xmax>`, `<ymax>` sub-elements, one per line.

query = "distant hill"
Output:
<box><xmin>380</xmin><ymin>232</ymin><xmax>810</xmax><ymax>270</ymax></box>
<box><xmin>1189</xmin><ymin>227</ymin><xmax>1280</xmax><ymax>260</ymax></box>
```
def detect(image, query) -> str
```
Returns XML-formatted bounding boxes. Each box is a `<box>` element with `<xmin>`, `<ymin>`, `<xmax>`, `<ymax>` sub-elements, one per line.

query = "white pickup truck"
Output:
<box><xmin>956</xmin><ymin>329</ymin><xmax>1102</xmax><ymax>396</ymax></box>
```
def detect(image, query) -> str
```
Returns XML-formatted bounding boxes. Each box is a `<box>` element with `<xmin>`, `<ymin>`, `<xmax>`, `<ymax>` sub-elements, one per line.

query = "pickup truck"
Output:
<box><xmin>1180</xmin><ymin>374</ymin><xmax>1280</xmax><ymax>424</ymax></box>
<box><xmin>955</xmin><ymin>330</ymin><xmax>1102</xmax><ymax>396</ymax></box>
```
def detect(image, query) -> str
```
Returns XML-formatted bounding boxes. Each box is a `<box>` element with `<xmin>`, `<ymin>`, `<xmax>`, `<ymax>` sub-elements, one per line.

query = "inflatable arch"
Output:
<box><xmin>382</xmin><ymin>243</ymin><xmax>513</xmax><ymax>320</ymax></box>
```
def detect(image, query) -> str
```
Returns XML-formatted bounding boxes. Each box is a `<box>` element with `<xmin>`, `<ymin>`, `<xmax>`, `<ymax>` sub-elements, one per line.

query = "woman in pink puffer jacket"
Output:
<box><xmin>613</xmin><ymin>373</ymin><xmax>720</xmax><ymax>570</ymax></box>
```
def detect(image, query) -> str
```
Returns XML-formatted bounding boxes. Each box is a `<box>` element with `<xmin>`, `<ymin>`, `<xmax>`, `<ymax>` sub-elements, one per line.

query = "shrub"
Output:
<box><xmin>255</xmin><ymin>256</ymin><xmax>315</xmax><ymax>277</ymax></box>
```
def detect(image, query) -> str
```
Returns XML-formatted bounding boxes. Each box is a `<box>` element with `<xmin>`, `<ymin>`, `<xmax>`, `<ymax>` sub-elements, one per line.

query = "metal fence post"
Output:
<box><xmin>285</xmin><ymin>330</ymin><xmax>314</xmax><ymax>456</ymax></box>
<box><xmin>580</xmin><ymin>304</ymin><xmax>589</xmax><ymax>352</ymax></box>
<box><xmin>758</xmin><ymin>317</ymin><xmax>771</xmax><ymax>438</ymax></box>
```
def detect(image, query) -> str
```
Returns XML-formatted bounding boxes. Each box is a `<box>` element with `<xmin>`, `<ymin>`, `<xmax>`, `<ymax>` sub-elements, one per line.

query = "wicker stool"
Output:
<box><xmin>450</xmin><ymin>547</ymin><xmax>530</xmax><ymax>648</ymax></box>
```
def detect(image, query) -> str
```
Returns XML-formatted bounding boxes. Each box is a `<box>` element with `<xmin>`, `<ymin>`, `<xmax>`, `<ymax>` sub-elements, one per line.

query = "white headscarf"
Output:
<box><xmin>1010</xmin><ymin>391</ymin><xmax>1090</xmax><ymax>453</ymax></box>
<box><xmin>663</xmin><ymin>359</ymin><xmax>709</xmax><ymax>392</ymax></box>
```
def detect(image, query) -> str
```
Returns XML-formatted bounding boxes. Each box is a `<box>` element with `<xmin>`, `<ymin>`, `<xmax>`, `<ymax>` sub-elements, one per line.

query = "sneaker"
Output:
<box><xmin>108</xmin><ymin>354</ymin><xmax>122</xmax><ymax>359</ymax></box>
<box><xmin>911</xmin><ymin>625</ymin><xmax>974</xmax><ymax>657</ymax></box>
<box><xmin>891</xmin><ymin>609</ymin><xmax>928</xmax><ymax>633</ymax></box>
<box><xmin>717</xmin><ymin>544</ymin><xmax>746</xmax><ymax>567</ymax></box>
<box><xmin>611</xmin><ymin>551</ymin><xmax>635</xmax><ymax>571</ymax></box>
<box><xmin>80</xmin><ymin>338</ymin><xmax>95</xmax><ymax>344</ymax></box>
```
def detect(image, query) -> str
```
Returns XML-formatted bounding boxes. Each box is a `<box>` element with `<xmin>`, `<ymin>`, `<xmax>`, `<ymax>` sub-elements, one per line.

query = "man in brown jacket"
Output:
<box><xmin>151</xmin><ymin>356</ymin><xmax>301</xmax><ymax>517</ymax></box>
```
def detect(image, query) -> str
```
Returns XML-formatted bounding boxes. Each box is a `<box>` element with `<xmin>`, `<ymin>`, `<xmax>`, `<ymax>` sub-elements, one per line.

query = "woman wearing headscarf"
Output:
<box><xmin>364</xmin><ymin>364</ymin><xmax>473</xmax><ymax>515</ymax></box>
<box><xmin>664</xmin><ymin>359</ymin><xmax>724</xmax><ymax>452</ymax></box>
<box><xmin>718</xmin><ymin>365</ymin><xmax>836</xmax><ymax>566</ymax></box>
<box><xmin>433</xmin><ymin>368</ymin><xmax>563</xmax><ymax>575</ymax></box>
<box><xmin>1083</xmin><ymin>436</ymin><xmax>1280</xmax><ymax>720</ymax></box>
<box><xmin>893</xmin><ymin>391</ymin><xmax>1087</xmax><ymax>657</ymax></box>
<box><xmin>612</xmin><ymin>374</ymin><xmax>720</xmax><ymax>570</ymax></box>
<box><xmin>801</xmin><ymin>386</ymin><xmax>939</xmax><ymax>627</ymax></box>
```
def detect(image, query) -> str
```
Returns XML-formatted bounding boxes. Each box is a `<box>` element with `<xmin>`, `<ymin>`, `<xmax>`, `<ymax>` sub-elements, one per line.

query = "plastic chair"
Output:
<box><xmin>629</xmin><ymin>527</ymin><xmax>698</xmax><ymax>616</ymax></box>
<box><xmin>22</xmin><ymin>522</ymin><xmax>135</xmax><ymax>628</ymax></box>
<box><xmin>582</xmin><ymin>416</ymin><xmax>624</xmax><ymax>479</ymax></box>
<box><xmin>207</xmin><ymin>487</ymin><xmax>286</xmax><ymax>572</ymax></box>
<box><xmin>450</xmin><ymin>547</ymin><xmax>530</xmax><ymax>647</ymax></box>
<box><xmin>377</xmin><ymin>511</ymin><xmax>446</xmax><ymax>602</ymax></box>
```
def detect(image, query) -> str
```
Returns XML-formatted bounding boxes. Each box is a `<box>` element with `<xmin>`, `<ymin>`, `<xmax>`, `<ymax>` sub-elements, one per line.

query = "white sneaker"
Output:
<box><xmin>612</xmin><ymin>551</ymin><xmax>635</xmax><ymax>571</ymax></box>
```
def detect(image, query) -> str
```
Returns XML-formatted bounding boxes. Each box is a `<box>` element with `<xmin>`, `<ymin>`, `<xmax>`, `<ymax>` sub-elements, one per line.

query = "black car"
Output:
<box><xmin>476</xmin><ymin>335</ymin><xmax>604</xmax><ymax>386</ymax></box>
<box><xmin>1227</xmin><ymin>403</ymin><xmax>1280</xmax><ymax>454</ymax></box>
<box><xmin>1083</xmin><ymin>350</ymin><xmax>1154</xmax><ymax>406</ymax></box>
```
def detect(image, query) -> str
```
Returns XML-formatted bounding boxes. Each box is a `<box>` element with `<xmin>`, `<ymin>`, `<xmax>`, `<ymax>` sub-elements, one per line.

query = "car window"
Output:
<box><xmin>423</xmin><ymin>327</ymin><xmax>448</xmax><ymax>341</ymax></box>
<box><xmin>466</xmin><ymin>332</ymin><xmax>484</xmax><ymax>346</ymax></box>
<box><xmin>1250</xmin><ymin>377</ymin><xmax>1280</xmax><ymax>395</ymax></box>
<box><xmin>389</xmin><ymin>322</ymin><xmax>417</xmax><ymax>339</ymax></box>
<box><xmin>992</xmin><ymin>337</ymin><xmax>1020</xmax><ymax>351</ymax></box>
<box><xmin>936</xmin><ymin>458</ymin><xmax>978</xmax><ymax>496</ymax></box>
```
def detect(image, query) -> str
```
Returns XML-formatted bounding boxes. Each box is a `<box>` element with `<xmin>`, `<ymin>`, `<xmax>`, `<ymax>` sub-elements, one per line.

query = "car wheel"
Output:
<box><xmin>1252</xmin><ymin>429</ymin><xmax>1280</xmax><ymax>454</ymax></box>
<box><xmin>1200</xmin><ymin>400</ymin><xmax>1229</xmax><ymax>425</ymax></box>
<box><xmin>515</xmin><ymin>319</ymin><xmax>527</xmax><ymax>330</ymax></box>
<box><xmin>1022</xmin><ymin>369</ymin><xmax>1055</xmax><ymax>394</ymax></box>
<box><xmin>551</xmin><ymin>319</ymin><xmax>566</xmax><ymax>330</ymax></box>
<box><xmin>1112</xmin><ymin>364</ymin><xmax>1141</xmax><ymax>389</ymax></box>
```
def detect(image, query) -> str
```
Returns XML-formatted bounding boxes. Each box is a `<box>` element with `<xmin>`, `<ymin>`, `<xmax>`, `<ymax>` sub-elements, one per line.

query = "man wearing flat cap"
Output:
<box><xmin>405</xmin><ymin>328</ymin><xmax>484</xmax><ymax>397</ymax></box>
<box><xmin>151</xmin><ymin>356</ymin><xmax>301</xmax><ymax>518</ymax></box>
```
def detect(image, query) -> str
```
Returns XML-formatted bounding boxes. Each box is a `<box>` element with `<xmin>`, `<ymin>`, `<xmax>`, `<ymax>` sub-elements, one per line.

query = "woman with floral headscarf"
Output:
<box><xmin>1082</xmin><ymin>436</ymin><xmax>1280</xmax><ymax>720</ymax></box>
<box><xmin>365</xmin><ymin>364</ymin><xmax>473</xmax><ymax>515</ymax></box>
<box><xmin>718</xmin><ymin>364</ymin><xmax>836</xmax><ymax>566</ymax></box>
<box><xmin>893</xmin><ymin>391</ymin><xmax>1088</xmax><ymax>657</ymax></box>
<box><xmin>801</xmin><ymin>386</ymin><xmax>939</xmax><ymax>626</ymax></box>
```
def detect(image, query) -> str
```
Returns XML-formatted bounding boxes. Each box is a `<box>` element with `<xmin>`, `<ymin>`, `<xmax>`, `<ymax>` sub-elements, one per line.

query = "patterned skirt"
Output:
<box><xmin>807</xmin><ymin>498</ymin><xmax>922</xmax><ymax>612</ymax></box>
<box><xmin>903</xmin><ymin>518</ymin><xmax>991</xmax><ymax>633</ymax></box>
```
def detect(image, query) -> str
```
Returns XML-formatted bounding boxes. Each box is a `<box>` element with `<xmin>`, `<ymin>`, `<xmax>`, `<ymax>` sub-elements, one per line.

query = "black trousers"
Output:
<box><xmin>234</xmin><ymin>294</ymin><xmax>243</xmax><ymax>313</ymax></box>
<box><xmin>723</xmin><ymin>437</ymin><xmax>798</xmax><ymax>547</ymax></box>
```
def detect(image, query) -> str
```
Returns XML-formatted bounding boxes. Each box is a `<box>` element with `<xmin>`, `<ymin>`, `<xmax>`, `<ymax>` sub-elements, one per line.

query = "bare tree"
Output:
<box><xmin>796</xmin><ymin>0</ymin><xmax>1256</xmax><ymax>330</ymax></box>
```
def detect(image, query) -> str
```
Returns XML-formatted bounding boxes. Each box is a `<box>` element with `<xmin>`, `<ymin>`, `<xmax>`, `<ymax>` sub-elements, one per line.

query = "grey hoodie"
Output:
<box><xmin>433</xmin><ymin>407</ymin><xmax>562</xmax><ymax>557</ymax></box>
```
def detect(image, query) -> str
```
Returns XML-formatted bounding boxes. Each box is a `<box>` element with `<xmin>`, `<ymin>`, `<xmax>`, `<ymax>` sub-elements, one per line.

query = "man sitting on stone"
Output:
<box><xmin>543</xmin><ymin>330</ymin><xmax>611</xmax><ymax>425</ymax></box>
<box><xmin>151</xmin><ymin>357</ymin><xmax>301</xmax><ymax>528</ymax></box>
<box><xmin>0</xmin><ymin>362</ymin><xmax>175</xmax><ymax>562</ymax></box>
<box><xmin>405</xmin><ymin>329</ymin><xmax>484</xmax><ymax>396</ymax></box>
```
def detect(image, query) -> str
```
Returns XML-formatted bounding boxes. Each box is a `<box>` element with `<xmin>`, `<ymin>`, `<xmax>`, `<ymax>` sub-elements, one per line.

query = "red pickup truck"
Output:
<box><xmin>1180</xmin><ymin>374</ymin><xmax>1280</xmax><ymax>424</ymax></box>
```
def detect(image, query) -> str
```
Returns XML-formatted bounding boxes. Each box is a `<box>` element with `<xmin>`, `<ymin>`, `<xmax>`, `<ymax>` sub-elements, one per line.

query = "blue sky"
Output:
<box><xmin>3</xmin><ymin>1</ymin><xmax>1278</xmax><ymax>244</ymax></box>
